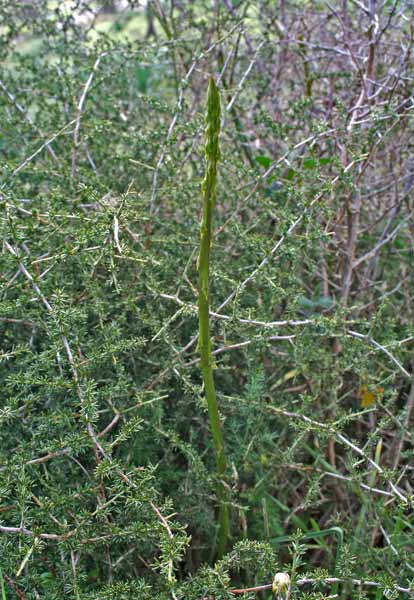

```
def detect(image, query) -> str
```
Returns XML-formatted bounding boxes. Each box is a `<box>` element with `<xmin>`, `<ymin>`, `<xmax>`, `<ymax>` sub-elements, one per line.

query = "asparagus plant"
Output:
<box><xmin>198</xmin><ymin>76</ymin><xmax>230</xmax><ymax>557</ymax></box>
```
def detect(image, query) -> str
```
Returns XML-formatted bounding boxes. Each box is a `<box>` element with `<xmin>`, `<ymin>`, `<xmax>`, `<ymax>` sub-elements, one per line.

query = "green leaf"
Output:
<box><xmin>316</xmin><ymin>296</ymin><xmax>334</xmax><ymax>309</ymax></box>
<box><xmin>303</xmin><ymin>157</ymin><xmax>331</xmax><ymax>169</ymax></box>
<box><xmin>297</xmin><ymin>295</ymin><xmax>316</xmax><ymax>309</ymax></box>
<box><xmin>303</xmin><ymin>157</ymin><xmax>317</xmax><ymax>169</ymax></box>
<box><xmin>256</xmin><ymin>155</ymin><xmax>272</xmax><ymax>169</ymax></box>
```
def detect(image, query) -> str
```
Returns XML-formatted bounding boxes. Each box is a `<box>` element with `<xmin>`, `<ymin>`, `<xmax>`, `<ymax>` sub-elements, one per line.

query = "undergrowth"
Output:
<box><xmin>0</xmin><ymin>1</ymin><xmax>413</xmax><ymax>598</ymax></box>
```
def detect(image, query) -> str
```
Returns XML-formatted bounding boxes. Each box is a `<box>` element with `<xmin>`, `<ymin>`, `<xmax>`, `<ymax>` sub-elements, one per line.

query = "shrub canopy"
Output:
<box><xmin>1</xmin><ymin>1</ymin><xmax>414</xmax><ymax>598</ymax></box>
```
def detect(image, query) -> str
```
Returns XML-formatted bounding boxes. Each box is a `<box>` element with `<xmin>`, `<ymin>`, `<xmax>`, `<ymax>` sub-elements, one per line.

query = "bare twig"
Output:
<box><xmin>72</xmin><ymin>53</ymin><xmax>106</xmax><ymax>178</ymax></box>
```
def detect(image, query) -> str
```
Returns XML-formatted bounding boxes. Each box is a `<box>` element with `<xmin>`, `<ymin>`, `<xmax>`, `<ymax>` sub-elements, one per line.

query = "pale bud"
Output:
<box><xmin>272</xmin><ymin>572</ymin><xmax>290</xmax><ymax>595</ymax></box>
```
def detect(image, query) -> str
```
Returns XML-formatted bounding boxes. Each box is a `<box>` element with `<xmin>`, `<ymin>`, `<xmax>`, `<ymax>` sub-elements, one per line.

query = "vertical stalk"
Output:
<box><xmin>198</xmin><ymin>76</ymin><xmax>229</xmax><ymax>557</ymax></box>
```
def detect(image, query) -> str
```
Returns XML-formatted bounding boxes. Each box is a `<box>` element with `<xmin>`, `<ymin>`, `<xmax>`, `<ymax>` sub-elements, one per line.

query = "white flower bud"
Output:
<box><xmin>272</xmin><ymin>572</ymin><xmax>290</xmax><ymax>594</ymax></box>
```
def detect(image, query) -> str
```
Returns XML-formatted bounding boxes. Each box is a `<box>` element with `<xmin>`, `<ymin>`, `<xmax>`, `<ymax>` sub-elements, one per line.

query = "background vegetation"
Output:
<box><xmin>1</xmin><ymin>1</ymin><xmax>414</xmax><ymax>598</ymax></box>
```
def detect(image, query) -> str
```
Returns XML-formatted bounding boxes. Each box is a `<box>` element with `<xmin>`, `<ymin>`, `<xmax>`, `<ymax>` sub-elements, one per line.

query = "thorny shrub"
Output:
<box><xmin>0</xmin><ymin>1</ymin><xmax>414</xmax><ymax>598</ymax></box>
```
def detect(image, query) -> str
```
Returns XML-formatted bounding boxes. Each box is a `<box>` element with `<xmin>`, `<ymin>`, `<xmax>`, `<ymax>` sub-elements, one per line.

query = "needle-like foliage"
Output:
<box><xmin>0</xmin><ymin>2</ymin><xmax>414</xmax><ymax>599</ymax></box>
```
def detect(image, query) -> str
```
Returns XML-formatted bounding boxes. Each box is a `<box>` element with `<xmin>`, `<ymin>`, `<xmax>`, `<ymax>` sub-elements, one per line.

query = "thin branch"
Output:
<box><xmin>10</xmin><ymin>120</ymin><xmax>76</xmax><ymax>178</ymax></box>
<box><xmin>347</xmin><ymin>330</ymin><xmax>411</xmax><ymax>380</ymax></box>
<box><xmin>72</xmin><ymin>53</ymin><xmax>106</xmax><ymax>178</ymax></box>
<box><xmin>226</xmin><ymin>41</ymin><xmax>265</xmax><ymax>112</ymax></box>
